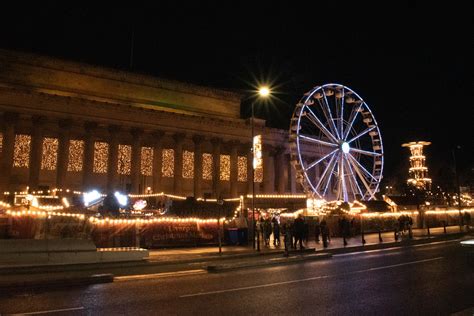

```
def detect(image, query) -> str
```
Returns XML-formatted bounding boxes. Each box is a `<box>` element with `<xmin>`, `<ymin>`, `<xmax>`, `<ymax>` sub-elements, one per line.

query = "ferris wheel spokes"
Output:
<box><xmin>303</xmin><ymin>108</ymin><xmax>338</xmax><ymax>143</ymax></box>
<box><xmin>347</xmin><ymin>153</ymin><xmax>378</xmax><ymax>182</ymax></box>
<box><xmin>305</xmin><ymin>148</ymin><xmax>339</xmax><ymax>172</ymax></box>
<box><xmin>350</xmin><ymin>147</ymin><xmax>383</xmax><ymax>157</ymax></box>
<box><xmin>345</xmin><ymin>156</ymin><xmax>364</xmax><ymax>200</ymax></box>
<box><xmin>347</xmin><ymin>155</ymin><xmax>375</xmax><ymax>199</ymax></box>
<box><xmin>299</xmin><ymin>134</ymin><xmax>338</xmax><ymax>148</ymax></box>
<box><xmin>343</xmin><ymin>157</ymin><xmax>358</xmax><ymax>200</ymax></box>
<box><xmin>343</xmin><ymin>101</ymin><xmax>365</xmax><ymax>141</ymax></box>
<box><xmin>347</xmin><ymin>125</ymin><xmax>377</xmax><ymax>144</ymax></box>
<box><xmin>315</xmin><ymin>153</ymin><xmax>337</xmax><ymax>194</ymax></box>
<box><xmin>315</xmin><ymin>92</ymin><xmax>340</xmax><ymax>140</ymax></box>
<box><xmin>322</xmin><ymin>154</ymin><xmax>339</xmax><ymax>196</ymax></box>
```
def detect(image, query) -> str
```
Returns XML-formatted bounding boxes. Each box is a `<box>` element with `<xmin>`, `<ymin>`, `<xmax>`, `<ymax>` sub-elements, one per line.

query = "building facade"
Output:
<box><xmin>0</xmin><ymin>50</ymin><xmax>321</xmax><ymax>198</ymax></box>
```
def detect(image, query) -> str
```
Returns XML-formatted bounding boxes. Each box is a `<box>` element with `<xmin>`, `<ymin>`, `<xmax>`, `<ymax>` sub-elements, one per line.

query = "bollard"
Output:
<box><xmin>427</xmin><ymin>224</ymin><xmax>430</xmax><ymax>236</ymax></box>
<box><xmin>443</xmin><ymin>222</ymin><xmax>447</xmax><ymax>234</ymax></box>
<box><xmin>361</xmin><ymin>230</ymin><xmax>366</xmax><ymax>245</ymax></box>
<box><xmin>394</xmin><ymin>229</ymin><xmax>398</xmax><ymax>241</ymax></box>
<box><xmin>343</xmin><ymin>236</ymin><xmax>347</xmax><ymax>247</ymax></box>
<box><xmin>378</xmin><ymin>230</ymin><xmax>383</xmax><ymax>243</ymax></box>
<box><xmin>408</xmin><ymin>225</ymin><xmax>413</xmax><ymax>239</ymax></box>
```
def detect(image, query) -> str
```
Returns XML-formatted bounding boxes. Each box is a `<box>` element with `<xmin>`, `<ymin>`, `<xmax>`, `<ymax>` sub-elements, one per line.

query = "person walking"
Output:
<box><xmin>293</xmin><ymin>214</ymin><xmax>305</xmax><ymax>250</ymax></box>
<box><xmin>321</xmin><ymin>219</ymin><xmax>329</xmax><ymax>248</ymax></box>
<box><xmin>272</xmin><ymin>217</ymin><xmax>280</xmax><ymax>246</ymax></box>
<box><xmin>264</xmin><ymin>218</ymin><xmax>272</xmax><ymax>246</ymax></box>
<box><xmin>315</xmin><ymin>219</ymin><xmax>321</xmax><ymax>243</ymax></box>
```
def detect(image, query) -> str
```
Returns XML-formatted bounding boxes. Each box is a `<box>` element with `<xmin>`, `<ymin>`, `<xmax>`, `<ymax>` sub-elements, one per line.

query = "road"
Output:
<box><xmin>0</xmin><ymin>239</ymin><xmax>472</xmax><ymax>315</ymax></box>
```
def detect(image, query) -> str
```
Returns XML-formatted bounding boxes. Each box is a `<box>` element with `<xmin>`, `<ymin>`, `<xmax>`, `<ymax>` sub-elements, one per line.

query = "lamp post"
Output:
<box><xmin>251</xmin><ymin>86</ymin><xmax>270</xmax><ymax>252</ymax></box>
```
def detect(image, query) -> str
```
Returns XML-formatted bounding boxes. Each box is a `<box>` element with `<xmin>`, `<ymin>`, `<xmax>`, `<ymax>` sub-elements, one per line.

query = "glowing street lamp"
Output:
<box><xmin>251</xmin><ymin>86</ymin><xmax>271</xmax><ymax>251</ymax></box>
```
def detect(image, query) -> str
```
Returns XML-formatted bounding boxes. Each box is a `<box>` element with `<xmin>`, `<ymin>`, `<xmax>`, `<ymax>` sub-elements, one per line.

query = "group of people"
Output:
<box><xmin>255</xmin><ymin>215</ymin><xmax>333</xmax><ymax>250</ymax></box>
<box><xmin>256</xmin><ymin>216</ymin><xmax>282</xmax><ymax>247</ymax></box>
<box><xmin>314</xmin><ymin>219</ymin><xmax>331</xmax><ymax>248</ymax></box>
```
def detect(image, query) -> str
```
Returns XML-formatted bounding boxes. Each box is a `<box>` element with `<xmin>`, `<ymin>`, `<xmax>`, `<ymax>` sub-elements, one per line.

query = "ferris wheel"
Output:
<box><xmin>289</xmin><ymin>83</ymin><xmax>384</xmax><ymax>201</ymax></box>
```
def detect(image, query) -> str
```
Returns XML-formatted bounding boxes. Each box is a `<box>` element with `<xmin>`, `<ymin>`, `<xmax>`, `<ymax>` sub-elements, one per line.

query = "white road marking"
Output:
<box><xmin>115</xmin><ymin>269</ymin><xmax>206</xmax><ymax>282</ymax></box>
<box><xmin>8</xmin><ymin>306</ymin><xmax>84</xmax><ymax>315</ymax></box>
<box><xmin>180</xmin><ymin>257</ymin><xmax>444</xmax><ymax>298</ymax></box>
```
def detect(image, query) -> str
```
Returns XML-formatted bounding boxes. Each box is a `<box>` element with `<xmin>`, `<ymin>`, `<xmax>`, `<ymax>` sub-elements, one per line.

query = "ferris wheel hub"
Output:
<box><xmin>341</xmin><ymin>142</ymin><xmax>350</xmax><ymax>154</ymax></box>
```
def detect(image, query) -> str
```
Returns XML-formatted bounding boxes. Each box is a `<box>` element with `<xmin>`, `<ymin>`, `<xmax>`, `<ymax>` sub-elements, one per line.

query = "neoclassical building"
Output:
<box><xmin>0</xmin><ymin>50</ymin><xmax>320</xmax><ymax>198</ymax></box>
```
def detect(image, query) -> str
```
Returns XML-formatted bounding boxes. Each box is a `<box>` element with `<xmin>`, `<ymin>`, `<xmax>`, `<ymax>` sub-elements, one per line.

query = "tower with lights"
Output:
<box><xmin>402</xmin><ymin>141</ymin><xmax>432</xmax><ymax>190</ymax></box>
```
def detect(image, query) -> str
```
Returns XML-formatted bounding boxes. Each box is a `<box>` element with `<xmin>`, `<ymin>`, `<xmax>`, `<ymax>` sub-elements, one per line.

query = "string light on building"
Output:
<box><xmin>402</xmin><ymin>141</ymin><xmax>432</xmax><ymax>190</ymax></box>
<box><xmin>40</xmin><ymin>137</ymin><xmax>58</xmax><ymax>170</ymax></box>
<box><xmin>67</xmin><ymin>140</ymin><xmax>84</xmax><ymax>172</ymax></box>
<box><xmin>237</xmin><ymin>156</ymin><xmax>247</xmax><ymax>182</ymax></box>
<box><xmin>202</xmin><ymin>153</ymin><xmax>213</xmax><ymax>180</ymax></box>
<box><xmin>140</xmin><ymin>147</ymin><xmax>153</xmax><ymax>176</ymax></box>
<box><xmin>0</xmin><ymin>201</ymin><xmax>11</xmax><ymax>208</ymax></box>
<box><xmin>93</xmin><ymin>141</ymin><xmax>109</xmax><ymax>173</ymax></box>
<box><xmin>13</xmin><ymin>134</ymin><xmax>31</xmax><ymax>168</ymax></box>
<box><xmin>88</xmin><ymin>216</ymin><xmax>222</xmax><ymax>225</ymax></box>
<box><xmin>6</xmin><ymin>209</ymin><xmax>85</xmax><ymax>219</ymax></box>
<box><xmin>118</xmin><ymin>144</ymin><xmax>132</xmax><ymax>175</ymax></box>
<box><xmin>220</xmin><ymin>154</ymin><xmax>230</xmax><ymax>181</ymax></box>
<box><xmin>254</xmin><ymin>167</ymin><xmax>263</xmax><ymax>183</ymax></box>
<box><xmin>0</xmin><ymin>133</ymin><xmax>3</xmax><ymax>153</ymax></box>
<box><xmin>182</xmin><ymin>150</ymin><xmax>194</xmax><ymax>179</ymax></box>
<box><xmin>245</xmin><ymin>194</ymin><xmax>307</xmax><ymax>199</ymax></box>
<box><xmin>162</xmin><ymin>149</ymin><xmax>174</xmax><ymax>177</ymax></box>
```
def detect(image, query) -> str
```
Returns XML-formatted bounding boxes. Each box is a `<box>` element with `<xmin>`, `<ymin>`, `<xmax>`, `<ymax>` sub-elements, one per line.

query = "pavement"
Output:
<box><xmin>0</xmin><ymin>235</ymin><xmax>472</xmax><ymax>315</ymax></box>
<box><xmin>0</xmin><ymin>225</ymin><xmax>470</xmax><ymax>291</ymax></box>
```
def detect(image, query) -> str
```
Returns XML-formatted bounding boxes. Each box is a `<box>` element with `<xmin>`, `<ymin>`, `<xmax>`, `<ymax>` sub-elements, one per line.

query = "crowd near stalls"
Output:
<box><xmin>0</xmin><ymin>190</ymin><xmax>472</xmax><ymax>249</ymax></box>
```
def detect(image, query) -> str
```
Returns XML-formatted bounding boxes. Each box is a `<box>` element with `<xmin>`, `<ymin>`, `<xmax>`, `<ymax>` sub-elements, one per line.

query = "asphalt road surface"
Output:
<box><xmin>0</xmin><ymin>239</ymin><xmax>472</xmax><ymax>315</ymax></box>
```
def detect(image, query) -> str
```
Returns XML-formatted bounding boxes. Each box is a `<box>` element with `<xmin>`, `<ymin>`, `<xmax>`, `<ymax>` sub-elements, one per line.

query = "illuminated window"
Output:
<box><xmin>118</xmin><ymin>144</ymin><xmax>131</xmax><ymax>175</ymax></box>
<box><xmin>220</xmin><ymin>154</ymin><xmax>230</xmax><ymax>181</ymax></box>
<box><xmin>182</xmin><ymin>150</ymin><xmax>194</xmax><ymax>179</ymax></box>
<box><xmin>13</xmin><ymin>134</ymin><xmax>31</xmax><ymax>168</ymax></box>
<box><xmin>202</xmin><ymin>153</ymin><xmax>213</xmax><ymax>180</ymax></box>
<box><xmin>255</xmin><ymin>166</ymin><xmax>263</xmax><ymax>183</ymax></box>
<box><xmin>67</xmin><ymin>140</ymin><xmax>84</xmax><ymax>172</ymax></box>
<box><xmin>0</xmin><ymin>133</ymin><xmax>3</xmax><ymax>153</ymax></box>
<box><xmin>238</xmin><ymin>156</ymin><xmax>247</xmax><ymax>182</ymax></box>
<box><xmin>141</xmin><ymin>147</ymin><xmax>153</xmax><ymax>176</ymax></box>
<box><xmin>93</xmin><ymin>141</ymin><xmax>108</xmax><ymax>173</ymax></box>
<box><xmin>162</xmin><ymin>149</ymin><xmax>174</xmax><ymax>177</ymax></box>
<box><xmin>41</xmin><ymin>137</ymin><xmax>58</xmax><ymax>170</ymax></box>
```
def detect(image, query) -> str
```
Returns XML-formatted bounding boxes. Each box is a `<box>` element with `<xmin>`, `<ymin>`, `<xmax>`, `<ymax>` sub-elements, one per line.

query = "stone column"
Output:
<box><xmin>152</xmin><ymin>131</ymin><xmax>164</xmax><ymax>193</ymax></box>
<box><xmin>173</xmin><ymin>133</ymin><xmax>185</xmax><ymax>195</ymax></box>
<box><xmin>230</xmin><ymin>141</ymin><xmax>239</xmax><ymax>197</ymax></box>
<box><xmin>0</xmin><ymin>112</ymin><xmax>18</xmax><ymax>193</ymax></box>
<box><xmin>192</xmin><ymin>135</ymin><xmax>203</xmax><ymax>198</ymax></box>
<box><xmin>211</xmin><ymin>138</ymin><xmax>221</xmax><ymax>198</ymax></box>
<box><xmin>28</xmin><ymin>116</ymin><xmax>46</xmax><ymax>191</ymax></box>
<box><xmin>82</xmin><ymin>122</ymin><xmax>97</xmax><ymax>190</ymax></box>
<box><xmin>131</xmin><ymin>128</ymin><xmax>143</xmax><ymax>194</ymax></box>
<box><xmin>289</xmin><ymin>155</ymin><xmax>297</xmax><ymax>193</ymax></box>
<box><xmin>106</xmin><ymin>125</ymin><xmax>120</xmax><ymax>192</ymax></box>
<box><xmin>246</xmin><ymin>143</ymin><xmax>253</xmax><ymax>194</ymax></box>
<box><xmin>263</xmin><ymin>145</ymin><xmax>274</xmax><ymax>193</ymax></box>
<box><xmin>275</xmin><ymin>146</ymin><xmax>286</xmax><ymax>194</ymax></box>
<box><xmin>56</xmin><ymin>120</ymin><xmax>72</xmax><ymax>190</ymax></box>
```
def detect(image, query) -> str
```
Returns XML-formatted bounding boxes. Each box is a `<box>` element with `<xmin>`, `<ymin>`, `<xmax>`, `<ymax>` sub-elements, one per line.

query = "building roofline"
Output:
<box><xmin>0</xmin><ymin>49</ymin><xmax>243</xmax><ymax>103</ymax></box>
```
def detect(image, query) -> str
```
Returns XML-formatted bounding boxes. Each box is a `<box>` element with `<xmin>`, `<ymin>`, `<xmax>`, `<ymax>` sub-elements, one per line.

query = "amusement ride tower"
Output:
<box><xmin>402</xmin><ymin>141</ymin><xmax>431</xmax><ymax>190</ymax></box>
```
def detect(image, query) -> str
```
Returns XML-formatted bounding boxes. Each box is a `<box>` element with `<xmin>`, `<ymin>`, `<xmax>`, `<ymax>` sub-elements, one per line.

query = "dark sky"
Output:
<box><xmin>1</xmin><ymin>1</ymin><xmax>472</xmax><ymax>188</ymax></box>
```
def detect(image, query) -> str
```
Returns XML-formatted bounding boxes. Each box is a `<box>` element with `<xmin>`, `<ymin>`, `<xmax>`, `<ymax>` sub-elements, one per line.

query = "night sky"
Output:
<box><xmin>1</xmin><ymin>2</ymin><xmax>472</xmax><ymax>190</ymax></box>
